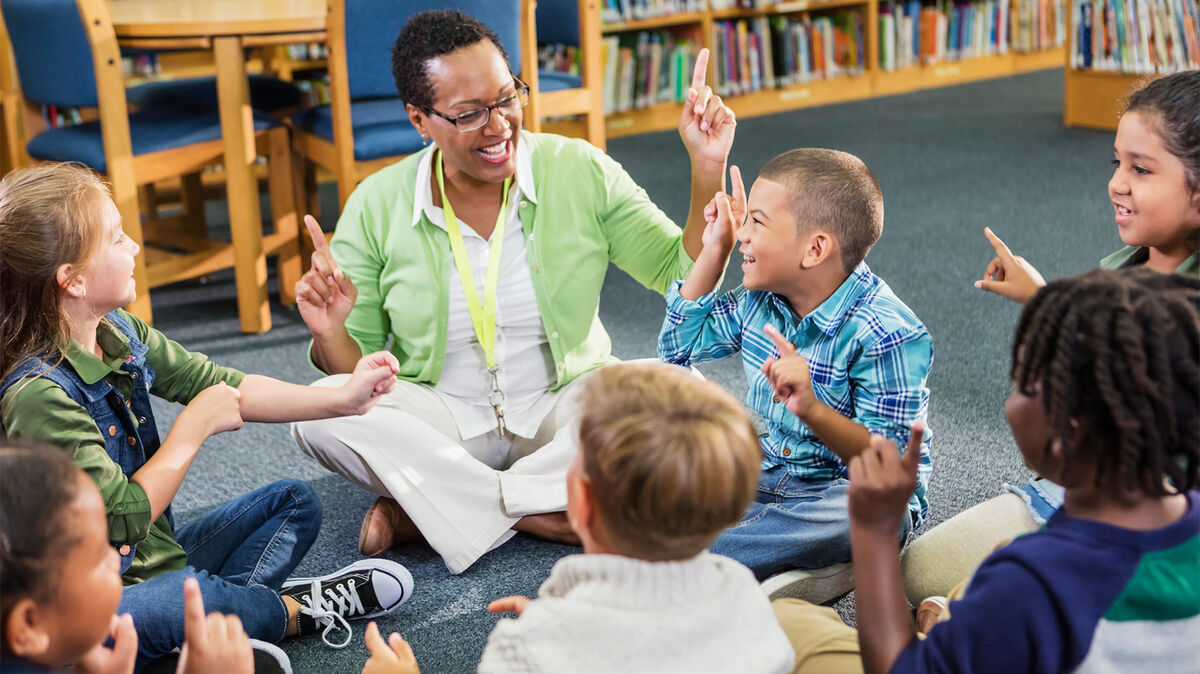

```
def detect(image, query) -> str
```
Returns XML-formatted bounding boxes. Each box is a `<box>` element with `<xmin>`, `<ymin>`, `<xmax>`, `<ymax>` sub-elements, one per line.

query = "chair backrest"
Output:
<box><xmin>535</xmin><ymin>0</ymin><xmax>580</xmax><ymax>48</ymax></box>
<box><xmin>344</xmin><ymin>0</ymin><xmax>523</xmax><ymax>101</ymax></box>
<box><xmin>1</xmin><ymin>0</ymin><xmax>97</xmax><ymax>107</ymax></box>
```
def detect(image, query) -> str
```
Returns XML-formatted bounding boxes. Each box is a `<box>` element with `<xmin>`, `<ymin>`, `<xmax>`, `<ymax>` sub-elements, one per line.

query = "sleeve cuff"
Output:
<box><xmin>665</xmin><ymin>280</ymin><xmax>718</xmax><ymax>314</ymax></box>
<box><xmin>107</xmin><ymin>481</ymin><xmax>153</xmax><ymax>544</ymax></box>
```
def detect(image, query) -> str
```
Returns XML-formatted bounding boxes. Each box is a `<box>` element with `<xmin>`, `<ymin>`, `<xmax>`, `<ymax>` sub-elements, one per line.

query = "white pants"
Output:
<box><xmin>291</xmin><ymin>373</ymin><xmax>589</xmax><ymax>574</ymax></box>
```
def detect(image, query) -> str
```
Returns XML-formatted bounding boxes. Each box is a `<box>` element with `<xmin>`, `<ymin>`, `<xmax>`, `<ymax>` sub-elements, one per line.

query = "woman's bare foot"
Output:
<box><xmin>513</xmin><ymin>512</ymin><xmax>581</xmax><ymax>545</ymax></box>
<box><xmin>359</xmin><ymin>497</ymin><xmax>424</xmax><ymax>556</ymax></box>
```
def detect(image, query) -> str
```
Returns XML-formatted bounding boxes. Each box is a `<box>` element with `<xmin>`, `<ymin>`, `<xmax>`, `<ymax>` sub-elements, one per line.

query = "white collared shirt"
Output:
<box><xmin>412</xmin><ymin>133</ymin><xmax>557</xmax><ymax>440</ymax></box>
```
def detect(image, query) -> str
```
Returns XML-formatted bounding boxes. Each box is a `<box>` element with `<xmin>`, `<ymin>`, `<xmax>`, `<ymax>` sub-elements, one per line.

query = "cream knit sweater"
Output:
<box><xmin>477</xmin><ymin>552</ymin><xmax>795</xmax><ymax>673</ymax></box>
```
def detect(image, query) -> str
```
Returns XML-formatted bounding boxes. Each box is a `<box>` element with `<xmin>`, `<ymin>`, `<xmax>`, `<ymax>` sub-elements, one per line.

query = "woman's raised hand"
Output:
<box><xmin>678</xmin><ymin>48</ymin><xmax>736</xmax><ymax>170</ymax></box>
<box><xmin>296</xmin><ymin>215</ymin><xmax>358</xmax><ymax>336</ymax></box>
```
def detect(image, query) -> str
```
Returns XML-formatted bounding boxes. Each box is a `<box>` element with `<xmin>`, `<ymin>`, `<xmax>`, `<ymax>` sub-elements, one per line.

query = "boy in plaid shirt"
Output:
<box><xmin>658</xmin><ymin>148</ymin><xmax>932</xmax><ymax>592</ymax></box>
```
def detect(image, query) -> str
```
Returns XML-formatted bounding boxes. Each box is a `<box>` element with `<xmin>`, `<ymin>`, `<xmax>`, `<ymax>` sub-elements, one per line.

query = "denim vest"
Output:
<box><xmin>0</xmin><ymin>311</ymin><xmax>166</xmax><ymax>573</ymax></box>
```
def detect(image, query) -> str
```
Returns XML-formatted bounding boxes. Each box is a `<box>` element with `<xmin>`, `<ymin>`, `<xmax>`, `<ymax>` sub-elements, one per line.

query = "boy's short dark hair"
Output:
<box><xmin>759</xmin><ymin>148</ymin><xmax>884</xmax><ymax>274</ymax></box>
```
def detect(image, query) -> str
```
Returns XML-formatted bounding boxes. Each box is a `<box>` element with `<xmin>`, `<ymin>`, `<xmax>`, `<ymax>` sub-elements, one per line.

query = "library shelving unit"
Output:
<box><xmin>585</xmin><ymin>0</ymin><xmax>1066</xmax><ymax>139</ymax></box>
<box><xmin>1062</xmin><ymin>0</ymin><xmax>1199</xmax><ymax>131</ymax></box>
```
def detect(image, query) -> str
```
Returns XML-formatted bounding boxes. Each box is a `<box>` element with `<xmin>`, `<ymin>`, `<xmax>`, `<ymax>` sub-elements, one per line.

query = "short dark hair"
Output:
<box><xmin>1124</xmin><ymin>70</ymin><xmax>1200</xmax><ymax>196</ymax></box>
<box><xmin>758</xmin><ymin>148</ymin><xmax>884</xmax><ymax>274</ymax></box>
<box><xmin>391</xmin><ymin>10</ymin><xmax>510</xmax><ymax>110</ymax></box>
<box><xmin>1012</xmin><ymin>268</ymin><xmax>1200</xmax><ymax>496</ymax></box>
<box><xmin>1</xmin><ymin>443</ymin><xmax>86</xmax><ymax>655</ymax></box>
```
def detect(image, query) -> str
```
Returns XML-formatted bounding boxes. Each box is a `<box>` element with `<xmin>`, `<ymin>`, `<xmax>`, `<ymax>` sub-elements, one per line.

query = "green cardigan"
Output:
<box><xmin>324</xmin><ymin>132</ymin><xmax>695</xmax><ymax>390</ymax></box>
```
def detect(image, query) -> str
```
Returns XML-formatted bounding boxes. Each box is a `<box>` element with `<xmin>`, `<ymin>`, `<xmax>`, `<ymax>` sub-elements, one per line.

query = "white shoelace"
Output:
<box><xmin>297</xmin><ymin>578</ymin><xmax>365</xmax><ymax>649</ymax></box>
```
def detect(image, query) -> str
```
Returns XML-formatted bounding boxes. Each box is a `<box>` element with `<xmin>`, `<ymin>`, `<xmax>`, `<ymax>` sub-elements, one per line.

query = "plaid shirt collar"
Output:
<box><xmin>768</xmin><ymin>263</ymin><xmax>873</xmax><ymax>339</ymax></box>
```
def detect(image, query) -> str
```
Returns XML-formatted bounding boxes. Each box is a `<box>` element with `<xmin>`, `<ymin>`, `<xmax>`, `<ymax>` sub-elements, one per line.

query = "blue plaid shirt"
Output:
<box><xmin>658</xmin><ymin>263</ymin><xmax>933</xmax><ymax>525</ymax></box>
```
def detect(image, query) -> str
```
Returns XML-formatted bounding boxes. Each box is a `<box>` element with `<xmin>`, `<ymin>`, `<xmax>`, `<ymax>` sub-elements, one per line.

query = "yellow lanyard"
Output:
<box><xmin>435</xmin><ymin>150</ymin><xmax>512</xmax><ymax>370</ymax></box>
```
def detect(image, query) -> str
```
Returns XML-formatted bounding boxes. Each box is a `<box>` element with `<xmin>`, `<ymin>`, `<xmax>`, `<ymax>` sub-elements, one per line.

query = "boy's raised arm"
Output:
<box><xmin>849</xmin><ymin>425</ymin><xmax>924</xmax><ymax>674</ymax></box>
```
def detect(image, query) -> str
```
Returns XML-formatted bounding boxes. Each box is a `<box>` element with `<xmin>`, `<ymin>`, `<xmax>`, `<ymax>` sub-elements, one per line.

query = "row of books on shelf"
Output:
<box><xmin>878</xmin><ymin>0</ymin><xmax>1063</xmax><ymax>69</ymax></box>
<box><xmin>121</xmin><ymin>53</ymin><xmax>162</xmax><ymax>80</ymax></box>
<box><xmin>715</xmin><ymin>15</ymin><xmax>867</xmax><ymax>92</ymax></box>
<box><xmin>1071</xmin><ymin>0</ymin><xmax>1200</xmax><ymax>71</ymax></box>
<box><xmin>283</xmin><ymin>43</ymin><xmax>329</xmax><ymax>61</ymax></box>
<box><xmin>601</xmin><ymin>0</ymin><xmax>704</xmax><ymax>23</ymax></box>
<box><xmin>539</xmin><ymin>43</ymin><xmax>582</xmax><ymax>75</ymax></box>
<box><xmin>294</xmin><ymin>75</ymin><xmax>332</xmax><ymax>107</ymax></box>
<box><xmin>601</xmin><ymin>32</ymin><xmax>699</xmax><ymax>112</ymax></box>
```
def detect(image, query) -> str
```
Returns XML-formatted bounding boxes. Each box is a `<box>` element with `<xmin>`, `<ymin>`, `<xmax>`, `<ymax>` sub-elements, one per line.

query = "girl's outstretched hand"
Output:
<box><xmin>340</xmin><ymin>351</ymin><xmax>401</xmax><ymax>415</ymax></box>
<box><xmin>975</xmin><ymin>228</ymin><xmax>1046</xmax><ymax>304</ymax></box>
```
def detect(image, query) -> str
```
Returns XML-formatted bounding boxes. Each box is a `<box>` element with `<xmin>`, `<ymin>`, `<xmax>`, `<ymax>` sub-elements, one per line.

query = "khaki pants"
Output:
<box><xmin>771</xmin><ymin>599</ymin><xmax>864</xmax><ymax>674</ymax></box>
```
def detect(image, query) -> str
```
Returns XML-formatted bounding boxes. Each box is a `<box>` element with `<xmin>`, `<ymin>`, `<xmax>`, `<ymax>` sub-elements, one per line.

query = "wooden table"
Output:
<box><xmin>110</xmin><ymin>0</ymin><xmax>325</xmax><ymax>333</ymax></box>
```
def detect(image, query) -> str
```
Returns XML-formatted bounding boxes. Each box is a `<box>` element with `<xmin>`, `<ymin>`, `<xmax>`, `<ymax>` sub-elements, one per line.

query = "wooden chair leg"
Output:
<box><xmin>180</xmin><ymin>172</ymin><xmax>207</xmax><ymax>238</ymax></box>
<box><xmin>266</xmin><ymin>127</ymin><xmax>300</xmax><ymax>306</ymax></box>
<box><xmin>291</xmin><ymin>152</ymin><xmax>315</xmax><ymax>273</ymax></box>
<box><xmin>114</xmin><ymin>182</ymin><xmax>153</xmax><ymax>325</ymax></box>
<box><xmin>138</xmin><ymin>183</ymin><xmax>159</xmax><ymax>220</ymax></box>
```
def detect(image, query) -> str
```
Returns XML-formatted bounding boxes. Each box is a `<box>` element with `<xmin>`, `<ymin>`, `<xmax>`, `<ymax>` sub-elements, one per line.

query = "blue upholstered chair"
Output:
<box><xmin>290</xmin><ymin>0</ymin><xmax>526</xmax><ymax>210</ymax></box>
<box><xmin>1</xmin><ymin>0</ymin><xmax>302</xmax><ymax>329</ymax></box>
<box><xmin>523</xmin><ymin>0</ymin><xmax>605</xmax><ymax>149</ymax></box>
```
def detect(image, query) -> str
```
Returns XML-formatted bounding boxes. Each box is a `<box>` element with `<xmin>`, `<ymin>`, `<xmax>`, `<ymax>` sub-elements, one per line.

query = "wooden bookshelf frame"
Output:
<box><xmin>595</xmin><ymin>2</ymin><xmax>1064</xmax><ymax>139</ymax></box>
<box><xmin>1061</xmin><ymin>1</ymin><xmax>1138</xmax><ymax>131</ymax></box>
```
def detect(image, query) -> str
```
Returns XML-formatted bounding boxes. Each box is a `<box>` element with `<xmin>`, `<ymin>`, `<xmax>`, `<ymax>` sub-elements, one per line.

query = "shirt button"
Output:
<box><xmin>551</xmin><ymin>331</ymin><xmax>559</xmax><ymax>340</ymax></box>
<box><xmin>139</xmin><ymin>417</ymin><xmax>147</xmax><ymax>424</ymax></box>
<box><xmin>782</xmin><ymin>447</ymin><xmax>792</xmax><ymax>457</ymax></box>
<box><xmin>772</xmin><ymin>395</ymin><xmax>781</xmax><ymax>403</ymax></box>
<box><xmin>118</xmin><ymin>545</ymin><xmax>131</xmax><ymax>555</ymax></box>
<box><xmin>127</xmin><ymin>436</ymin><xmax>137</xmax><ymax>446</ymax></box>
<box><xmin>521</xmin><ymin>201</ymin><xmax>530</xmax><ymax>208</ymax></box>
<box><xmin>108</xmin><ymin>425</ymin><xmax>117</xmax><ymax>436</ymax></box>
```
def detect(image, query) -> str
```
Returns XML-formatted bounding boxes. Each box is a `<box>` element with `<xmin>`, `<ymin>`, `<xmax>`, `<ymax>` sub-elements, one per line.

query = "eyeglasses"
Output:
<box><xmin>422</xmin><ymin>78</ymin><xmax>530</xmax><ymax>133</ymax></box>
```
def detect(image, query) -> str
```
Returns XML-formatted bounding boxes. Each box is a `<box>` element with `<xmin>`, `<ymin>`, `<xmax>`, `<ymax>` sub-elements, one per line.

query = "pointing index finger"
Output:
<box><xmin>691</xmin><ymin>48</ymin><xmax>710</xmax><ymax>91</ymax></box>
<box><xmin>763</xmin><ymin>324</ymin><xmax>795</xmax><ymax>355</ymax></box>
<box><xmin>730</xmin><ymin>165</ymin><xmax>746</xmax><ymax>210</ymax></box>
<box><xmin>983</xmin><ymin>227</ymin><xmax>1016</xmax><ymax>263</ymax></box>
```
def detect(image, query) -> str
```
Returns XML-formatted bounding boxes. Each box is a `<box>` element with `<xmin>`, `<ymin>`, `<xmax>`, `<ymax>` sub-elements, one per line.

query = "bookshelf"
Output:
<box><xmin>1061</xmin><ymin>0</ymin><xmax>1199</xmax><ymax>131</ymax></box>
<box><xmin>581</xmin><ymin>0</ymin><xmax>1067</xmax><ymax>139</ymax></box>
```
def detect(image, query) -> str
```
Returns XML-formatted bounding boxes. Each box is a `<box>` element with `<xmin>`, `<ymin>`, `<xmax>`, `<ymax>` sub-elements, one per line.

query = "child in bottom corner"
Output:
<box><xmin>657</xmin><ymin>149</ymin><xmax>933</xmax><ymax>584</ymax></box>
<box><xmin>0</xmin><ymin>163</ymin><xmax>413</xmax><ymax>667</ymax></box>
<box><xmin>0</xmin><ymin>444</ymin><xmax>253</xmax><ymax>674</ymax></box>
<box><xmin>775</xmin><ymin>268</ymin><xmax>1200</xmax><ymax>674</ymax></box>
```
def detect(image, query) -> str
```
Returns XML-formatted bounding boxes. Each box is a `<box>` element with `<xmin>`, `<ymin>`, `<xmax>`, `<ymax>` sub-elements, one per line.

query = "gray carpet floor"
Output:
<box><xmin>148</xmin><ymin>67</ymin><xmax>1116</xmax><ymax>672</ymax></box>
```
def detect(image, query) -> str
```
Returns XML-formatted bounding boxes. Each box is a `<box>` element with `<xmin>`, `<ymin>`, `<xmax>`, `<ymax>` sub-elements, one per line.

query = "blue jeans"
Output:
<box><xmin>119</xmin><ymin>479</ymin><xmax>321</xmax><ymax>669</ymax></box>
<box><xmin>710</xmin><ymin>466</ymin><xmax>913</xmax><ymax>580</ymax></box>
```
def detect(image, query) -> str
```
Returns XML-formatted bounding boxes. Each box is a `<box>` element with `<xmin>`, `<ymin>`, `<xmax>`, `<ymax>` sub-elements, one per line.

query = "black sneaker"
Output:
<box><xmin>249</xmin><ymin>639</ymin><xmax>293</xmax><ymax>674</ymax></box>
<box><xmin>281</xmin><ymin>559</ymin><xmax>414</xmax><ymax>649</ymax></box>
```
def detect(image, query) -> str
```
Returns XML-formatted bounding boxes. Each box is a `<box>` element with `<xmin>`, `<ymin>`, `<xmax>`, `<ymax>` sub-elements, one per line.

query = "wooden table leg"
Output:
<box><xmin>214</xmin><ymin>35</ymin><xmax>270</xmax><ymax>333</ymax></box>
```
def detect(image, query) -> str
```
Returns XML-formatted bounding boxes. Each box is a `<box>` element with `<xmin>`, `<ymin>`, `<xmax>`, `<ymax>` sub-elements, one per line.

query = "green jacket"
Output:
<box><xmin>1099</xmin><ymin>245</ymin><xmax>1200</xmax><ymax>275</ymax></box>
<box><xmin>325</xmin><ymin>132</ymin><xmax>696</xmax><ymax>390</ymax></box>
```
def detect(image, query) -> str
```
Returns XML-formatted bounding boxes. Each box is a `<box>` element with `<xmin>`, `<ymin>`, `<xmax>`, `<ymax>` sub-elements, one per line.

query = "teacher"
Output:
<box><xmin>291</xmin><ymin>9</ymin><xmax>736</xmax><ymax>574</ymax></box>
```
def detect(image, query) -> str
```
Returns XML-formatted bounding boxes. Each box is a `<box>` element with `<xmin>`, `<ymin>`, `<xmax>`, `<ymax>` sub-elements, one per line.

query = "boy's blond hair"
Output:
<box><xmin>759</xmin><ymin>148</ymin><xmax>884</xmax><ymax>274</ymax></box>
<box><xmin>576</xmin><ymin>363</ymin><xmax>760</xmax><ymax>561</ymax></box>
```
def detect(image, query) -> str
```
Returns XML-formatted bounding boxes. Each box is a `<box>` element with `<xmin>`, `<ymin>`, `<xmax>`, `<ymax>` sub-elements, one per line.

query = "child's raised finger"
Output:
<box><xmin>983</xmin><ymin>227</ymin><xmax>1017</xmax><ymax>265</ymax></box>
<box><xmin>388</xmin><ymin>632</ymin><xmax>417</xmax><ymax>663</ymax></box>
<box><xmin>183</xmin><ymin>577</ymin><xmax>208</xmax><ymax>649</ymax></box>
<box><xmin>763</xmin><ymin>324</ymin><xmax>796</xmax><ymax>356</ymax></box>
<box><xmin>729</xmin><ymin>165</ymin><xmax>746</xmax><ymax>211</ymax></box>
<box><xmin>364</xmin><ymin>621</ymin><xmax>389</xmax><ymax>656</ymax></box>
<box><xmin>901</xmin><ymin>421</ymin><xmax>925</xmax><ymax>475</ymax></box>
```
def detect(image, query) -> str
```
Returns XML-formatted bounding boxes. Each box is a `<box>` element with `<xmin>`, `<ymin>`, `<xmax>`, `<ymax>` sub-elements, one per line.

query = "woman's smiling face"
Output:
<box><xmin>415</xmin><ymin>40</ymin><xmax>522</xmax><ymax>187</ymax></box>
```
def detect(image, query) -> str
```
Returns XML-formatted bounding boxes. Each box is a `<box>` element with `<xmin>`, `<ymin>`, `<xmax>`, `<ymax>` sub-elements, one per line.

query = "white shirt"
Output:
<box><xmin>411</xmin><ymin>134</ymin><xmax>558</xmax><ymax>440</ymax></box>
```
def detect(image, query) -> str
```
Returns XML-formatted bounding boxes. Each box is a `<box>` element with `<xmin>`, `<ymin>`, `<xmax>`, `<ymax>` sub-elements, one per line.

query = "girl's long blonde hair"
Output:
<box><xmin>0</xmin><ymin>163</ymin><xmax>111</xmax><ymax>380</ymax></box>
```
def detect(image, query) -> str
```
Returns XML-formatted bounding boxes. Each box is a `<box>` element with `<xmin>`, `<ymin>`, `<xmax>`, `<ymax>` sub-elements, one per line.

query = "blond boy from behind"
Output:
<box><xmin>476</xmin><ymin>362</ymin><xmax>795</xmax><ymax>673</ymax></box>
